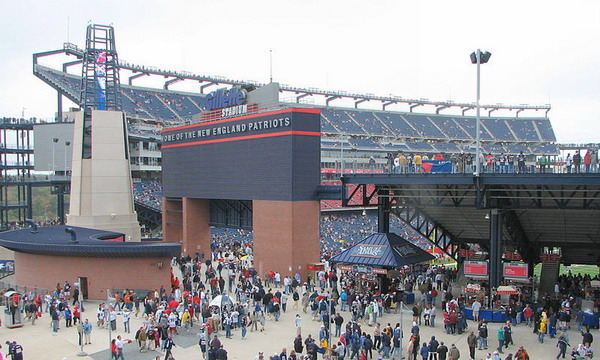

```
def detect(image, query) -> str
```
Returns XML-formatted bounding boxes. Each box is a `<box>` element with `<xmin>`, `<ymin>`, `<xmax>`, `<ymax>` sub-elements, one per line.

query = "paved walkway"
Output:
<box><xmin>1</xmin><ymin>291</ymin><xmax>595</xmax><ymax>360</ymax></box>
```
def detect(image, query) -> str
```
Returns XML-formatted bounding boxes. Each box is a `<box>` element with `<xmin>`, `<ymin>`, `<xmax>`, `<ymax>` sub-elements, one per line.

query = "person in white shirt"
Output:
<box><xmin>109</xmin><ymin>309</ymin><xmax>117</xmax><ymax>331</ymax></box>
<box><xmin>472</xmin><ymin>300</ymin><xmax>482</xmax><ymax>322</ymax></box>
<box><xmin>168</xmin><ymin>312</ymin><xmax>178</xmax><ymax>335</ymax></box>
<box><xmin>122</xmin><ymin>309</ymin><xmax>131</xmax><ymax>333</ymax></box>
<box><xmin>274</xmin><ymin>272</ymin><xmax>282</xmax><ymax>288</ymax></box>
<box><xmin>281</xmin><ymin>293</ymin><xmax>289</xmax><ymax>313</ymax></box>
<box><xmin>295</xmin><ymin>314</ymin><xmax>302</xmax><ymax>335</ymax></box>
<box><xmin>430</xmin><ymin>305</ymin><xmax>437</xmax><ymax>327</ymax></box>
<box><xmin>115</xmin><ymin>335</ymin><xmax>125</xmax><ymax>360</ymax></box>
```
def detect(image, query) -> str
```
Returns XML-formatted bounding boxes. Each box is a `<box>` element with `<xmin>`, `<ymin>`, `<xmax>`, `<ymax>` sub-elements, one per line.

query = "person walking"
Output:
<box><xmin>164</xmin><ymin>334</ymin><xmax>176</xmax><ymax>360</ymax></box>
<box><xmin>437</xmin><ymin>342</ymin><xmax>448</xmax><ymax>360</ymax></box>
<box><xmin>556</xmin><ymin>334</ymin><xmax>569</xmax><ymax>359</ymax></box>
<box><xmin>496</xmin><ymin>327</ymin><xmax>504</xmax><ymax>354</ymax></box>
<box><xmin>467</xmin><ymin>331</ymin><xmax>477</xmax><ymax>360</ymax></box>
<box><xmin>448</xmin><ymin>344</ymin><xmax>460</xmax><ymax>360</ymax></box>
<box><xmin>115</xmin><ymin>335</ymin><xmax>125</xmax><ymax>360</ymax></box>
<box><xmin>478</xmin><ymin>321</ymin><xmax>488</xmax><ymax>350</ymax></box>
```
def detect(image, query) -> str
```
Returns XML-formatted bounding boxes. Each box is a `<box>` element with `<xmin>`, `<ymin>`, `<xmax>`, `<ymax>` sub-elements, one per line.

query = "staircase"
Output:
<box><xmin>539</xmin><ymin>261</ymin><xmax>560</xmax><ymax>296</ymax></box>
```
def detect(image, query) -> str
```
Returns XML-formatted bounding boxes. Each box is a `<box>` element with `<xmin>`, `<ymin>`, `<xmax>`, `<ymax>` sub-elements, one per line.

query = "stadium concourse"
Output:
<box><xmin>0</xmin><ymin>263</ymin><xmax>594</xmax><ymax>360</ymax></box>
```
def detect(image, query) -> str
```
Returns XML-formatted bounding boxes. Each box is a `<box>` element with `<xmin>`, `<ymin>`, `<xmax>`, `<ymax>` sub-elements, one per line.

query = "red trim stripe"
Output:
<box><xmin>162</xmin><ymin>130</ymin><xmax>321</xmax><ymax>149</ymax></box>
<box><xmin>161</xmin><ymin>108</ymin><xmax>321</xmax><ymax>133</ymax></box>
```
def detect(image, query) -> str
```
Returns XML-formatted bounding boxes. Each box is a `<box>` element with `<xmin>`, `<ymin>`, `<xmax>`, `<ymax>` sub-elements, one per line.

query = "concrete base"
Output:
<box><xmin>67</xmin><ymin>110</ymin><xmax>141</xmax><ymax>242</ymax></box>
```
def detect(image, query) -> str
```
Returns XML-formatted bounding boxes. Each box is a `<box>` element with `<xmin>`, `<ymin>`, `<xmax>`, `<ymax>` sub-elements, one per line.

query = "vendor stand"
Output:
<box><xmin>329</xmin><ymin>232</ymin><xmax>434</xmax><ymax>301</ymax></box>
<box><xmin>583</xmin><ymin>280</ymin><xmax>600</xmax><ymax>328</ymax></box>
<box><xmin>4</xmin><ymin>291</ymin><xmax>23</xmax><ymax>328</ymax></box>
<box><xmin>328</xmin><ymin>232</ymin><xmax>435</xmax><ymax>348</ymax></box>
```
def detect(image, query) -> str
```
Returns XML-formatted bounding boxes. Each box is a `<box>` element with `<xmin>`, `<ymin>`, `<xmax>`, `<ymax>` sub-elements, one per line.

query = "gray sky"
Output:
<box><xmin>1</xmin><ymin>0</ymin><xmax>599</xmax><ymax>142</ymax></box>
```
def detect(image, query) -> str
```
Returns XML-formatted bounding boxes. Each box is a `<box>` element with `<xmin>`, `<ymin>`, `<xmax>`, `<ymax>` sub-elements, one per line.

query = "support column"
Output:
<box><xmin>378</xmin><ymin>188</ymin><xmax>390</xmax><ymax>233</ymax></box>
<box><xmin>57</xmin><ymin>186</ymin><xmax>65</xmax><ymax>224</ymax></box>
<box><xmin>182</xmin><ymin>198</ymin><xmax>210</xmax><ymax>258</ymax></box>
<box><xmin>57</xmin><ymin>91</ymin><xmax>63</xmax><ymax>122</ymax></box>
<box><xmin>162</xmin><ymin>197</ymin><xmax>182</xmax><ymax>248</ymax></box>
<box><xmin>489</xmin><ymin>209</ymin><xmax>503</xmax><ymax>303</ymax></box>
<box><xmin>253</xmin><ymin>200</ymin><xmax>320</xmax><ymax>281</ymax></box>
<box><xmin>26</xmin><ymin>184</ymin><xmax>33</xmax><ymax>220</ymax></box>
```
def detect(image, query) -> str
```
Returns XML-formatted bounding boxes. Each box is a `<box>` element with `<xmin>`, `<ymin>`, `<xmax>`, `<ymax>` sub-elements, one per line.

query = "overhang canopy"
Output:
<box><xmin>329</xmin><ymin>232</ymin><xmax>434</xmax><ymax>268</ymax></box>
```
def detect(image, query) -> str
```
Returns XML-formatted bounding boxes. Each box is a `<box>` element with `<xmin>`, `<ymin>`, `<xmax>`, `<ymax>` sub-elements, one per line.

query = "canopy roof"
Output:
<box><xmin>329</xmin><ymin>232</ymin><xmax>435</xmax><ymax>268</ymax></box>
<box><xmin>0</xmin><ymin>225</ymin><xmax>180</xmax><ymax>258</ymax></box>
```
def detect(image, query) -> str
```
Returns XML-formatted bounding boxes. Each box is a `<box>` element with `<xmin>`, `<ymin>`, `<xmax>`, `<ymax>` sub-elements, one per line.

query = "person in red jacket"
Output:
<box><xmin>523</xmin><ymin>304</ymin><xmax>533</xmax><ymax>327</ymax></box>
<box><xmin>584</xmin><ymin>150</ymin><xmax>592</xmax><ymax>173</ymax></box>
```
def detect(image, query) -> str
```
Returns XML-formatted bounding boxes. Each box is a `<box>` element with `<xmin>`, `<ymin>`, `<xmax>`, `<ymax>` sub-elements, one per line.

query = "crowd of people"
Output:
<box><xmin>381</xmin><ymin>151</ymin><xmax>600</xmax><ymax>175</ymax></box>
<box><xmin>1</xmin><ymin>249</ymin><xmax>597</xmax><ymax>359</ymax></box>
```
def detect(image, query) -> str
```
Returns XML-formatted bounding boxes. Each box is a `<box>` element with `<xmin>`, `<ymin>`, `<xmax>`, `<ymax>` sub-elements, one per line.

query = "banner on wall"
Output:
<box><xmin>421</xmin><ymin>160</ymin><xmax>452</xmax><ymax>173</ymax></box>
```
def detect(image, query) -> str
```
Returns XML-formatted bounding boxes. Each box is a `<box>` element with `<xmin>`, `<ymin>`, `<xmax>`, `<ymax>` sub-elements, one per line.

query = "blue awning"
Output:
<box><xmin>329</xmin><ymin>232</ymin><xmax>434</xmax><ymax>268</ymax></box>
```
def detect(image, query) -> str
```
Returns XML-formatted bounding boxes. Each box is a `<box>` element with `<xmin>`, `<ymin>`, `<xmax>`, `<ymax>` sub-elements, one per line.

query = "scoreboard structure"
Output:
<box><xmin>161</xmin><ymin>108</ymin><xmax>322</xmax><ymax>278</ymax></box>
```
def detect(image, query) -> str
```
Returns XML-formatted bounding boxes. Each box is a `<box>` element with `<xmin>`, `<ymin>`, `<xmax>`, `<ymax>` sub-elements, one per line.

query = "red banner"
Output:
<box><xmin>307</xmin><ymin>264</ymin><xmax>325</xmax><ymax>271</ymax></box>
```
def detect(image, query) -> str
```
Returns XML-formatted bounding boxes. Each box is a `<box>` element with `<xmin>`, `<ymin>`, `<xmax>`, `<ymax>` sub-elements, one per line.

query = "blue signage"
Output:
<box><xmin>201</xmin><ymin>87</ymin><xmax>247</xmax><ymax>111</ymax></box>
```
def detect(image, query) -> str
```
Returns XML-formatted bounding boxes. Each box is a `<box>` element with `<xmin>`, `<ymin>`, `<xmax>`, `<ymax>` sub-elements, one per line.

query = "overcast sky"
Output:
<box><xmin>1</xmin><ymin>0</ymin><xmax>599</xmax><ymax>142</ymax></box>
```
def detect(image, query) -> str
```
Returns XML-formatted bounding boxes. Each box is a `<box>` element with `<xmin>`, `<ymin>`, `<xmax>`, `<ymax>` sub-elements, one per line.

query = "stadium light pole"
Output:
<box><xmin>470</xmin><ymin>49</ymin><xmax>491</xmax><ymax>176</ymax></box>
<box><xmin>52</xmin><ymin>138</ymin><xmax>59</xmax><ymax>173</ymax></box>
<box><xmin>64</xmin><ymin>141</ymin><xmax>71</xmax><ymax>176</ymax></box>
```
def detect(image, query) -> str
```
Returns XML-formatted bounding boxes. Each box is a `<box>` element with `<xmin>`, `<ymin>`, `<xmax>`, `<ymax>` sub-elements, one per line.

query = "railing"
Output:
<box><xmin>0</xmin><ymin>281</ymin><xmax>48</xmax><ymax>305</ymax></box>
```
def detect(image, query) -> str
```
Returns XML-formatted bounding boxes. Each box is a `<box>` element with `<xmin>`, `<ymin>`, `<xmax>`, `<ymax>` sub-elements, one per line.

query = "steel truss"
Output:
<box><xmin>341</xmin><ymin>173</ymin><xmax>600</xmax><ymax>264</ymax></box>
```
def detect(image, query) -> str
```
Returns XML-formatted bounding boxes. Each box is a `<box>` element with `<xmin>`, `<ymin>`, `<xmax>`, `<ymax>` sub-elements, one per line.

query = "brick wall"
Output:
<box><xmin>14</xmin><ymin>252</ymin><xmax>172</xmax><ymax>300</ymax></box>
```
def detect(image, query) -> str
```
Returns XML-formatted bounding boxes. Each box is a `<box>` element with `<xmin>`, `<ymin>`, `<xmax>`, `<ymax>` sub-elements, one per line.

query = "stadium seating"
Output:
<box><xmin>430</xmin><ymin>117</ymin><xmax>471</xmax><ymax>140</ymax></box>
<box><xmin>347</xmin><ymin>138</ymin><xmax>380</xmax><ymax>149</ymax></box>
<box><xmin>35</xmin><ymin>66</ymin><xmax>559</xmax><ymax>157</ymax></box>
<box><xmin>321</xmin><ymin>109</ymin><xmax>368</xmax><ymax>135</ymax></box>
<box><xmin>432</xmin><ymin>142</ymin><xmax>461</xmax><ymax>153</ymax></box>
<box><xmin>345</xmin><ymin>110</ymin><xmax>394</xmax><ymax>136</ymax></box>
<box><xmin>406</xmin><ymin>141</ymin><xmax>435</xmax><ymax>152</ymax></box>
<box><xmin>132</xmin><ymin>179</ymin><xmax>162</xmax><ymax>210</ymax></box>
<box><xmin>481</xmin><ymin>118</ymin><xmax>516</xmax><ymax>141</ymax></box>
<box><xmin>508</xmin><ymin>119</ymin><xmax>540</xmax><ymax>141</ymax></box>
<box><xmin>403</xmin><ymin>114</ymin><xmax>446</xmax><ymax>138</ymax></box>
<box><xmin>374</xmin><ymin>112</ymin><xmax>420</xmax><ymax>138</ymax></box>
<box><xmin>532</xmin><ymin>119</ymin><xmax>557</xmax><ymax>141</ymax></box>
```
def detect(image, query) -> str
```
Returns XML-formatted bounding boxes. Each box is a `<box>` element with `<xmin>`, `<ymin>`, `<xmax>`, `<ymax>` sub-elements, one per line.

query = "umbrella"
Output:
<box><xmin>496</xmin><ymin>285</ymin><xmax>519</xmax><ymax>295</ymax></box>
<box><xmin>209</xmin><ymin>295</ymin><xmax>234</xmax><ymax>308</ymax></box>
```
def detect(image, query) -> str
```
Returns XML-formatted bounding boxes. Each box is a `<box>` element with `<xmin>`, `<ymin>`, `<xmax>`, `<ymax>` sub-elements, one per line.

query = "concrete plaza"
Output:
<box><xmin>0</xmin><ymin>290</ymin><xmax>592</xmax><ymax>360</ymax></box>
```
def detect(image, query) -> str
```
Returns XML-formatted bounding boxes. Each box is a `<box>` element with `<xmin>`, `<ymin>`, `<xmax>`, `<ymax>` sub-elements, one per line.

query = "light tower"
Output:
<box><xmin>67</xmin><ymin>24</ymin><xmax>141</xmax><ymax>242</ymax></box>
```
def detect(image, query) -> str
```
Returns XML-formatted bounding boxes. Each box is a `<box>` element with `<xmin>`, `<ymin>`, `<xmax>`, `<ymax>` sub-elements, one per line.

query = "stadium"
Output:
<box><xmin>0</xmin><ymin>21</ymin><xmax>599</xmax><ymax>360</ymax></box>
<box><xmin>0</xmin><ymin>25</ymin><xmax>568</xmax><ymax>269</ymax></box>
